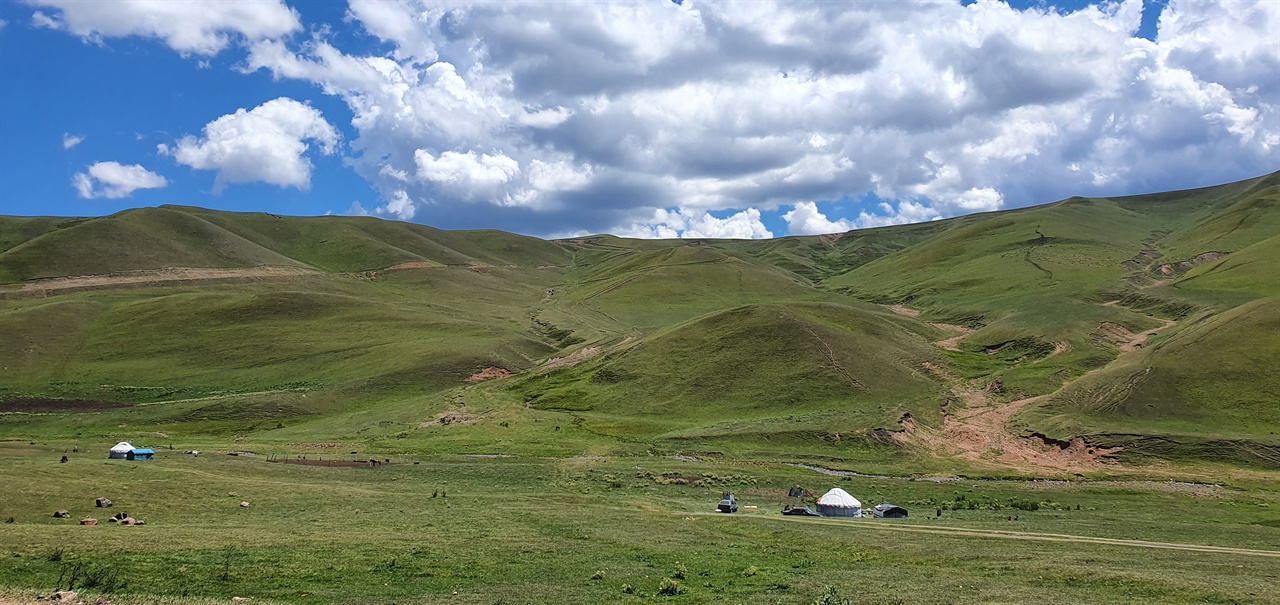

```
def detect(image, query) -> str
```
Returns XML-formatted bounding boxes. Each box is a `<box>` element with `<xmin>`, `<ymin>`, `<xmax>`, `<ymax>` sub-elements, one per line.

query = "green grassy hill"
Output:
<box><xmin>1</xmin><ymin>171</ymin><xmax>1277</xmax><ymax>470</ymax></box>
<box><xmin>0</xmin><ymin>205</ymin><xmax>571</xmax><ymax>283</ymax></box>
<box><xmin>516</xmin><ymin>302</ymin><xmax>944</xmax><ymax>443</ymax></box>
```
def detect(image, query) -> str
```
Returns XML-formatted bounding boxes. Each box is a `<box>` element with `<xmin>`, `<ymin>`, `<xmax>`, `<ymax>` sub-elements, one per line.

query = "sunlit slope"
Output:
<box><xmin>0</xmin><ymin>215</ymin><xmax>81</xmax><ymax>254</ymax></box>
<box><xmin>826</xmin><ymin>172</ymin><xmax>1278</xmax><ymax>317</ymax></box>
<box><xmin>547</xmin><ymin>243</ymin><xmax>823</xmax><ymax>332</ymax></box>
<box><xmin>1023</xmin><ymin>296</ymin><xmax>1280</xmax><ymax>465</ymax></box>
<box><xmin>176</xmin><ymin>205</ymin><xmax>572</xmax><ymax>270</ymax></box>
<box><xmin>0</xmin><ymin>205</ymin><xmax>572</xmax><ymax>283</ymax></box>
<box><xmin>514</xmin><ymin>302</ymin><xmax>944</xmax><ymax>440</ymax></box>
<box><xmin>716</xmin><ymin>220</ymin><xmax>952</xmax><ymax>282</ymax></box>
<box><xmin>0</xmin><ymin>207</ymin><xmax>305</xmax><ymax>282</ymax></box>
<box><xmin>0</xmin><ymin>268</ymin><xmax>560</xmax><ymax>408</ymax></box>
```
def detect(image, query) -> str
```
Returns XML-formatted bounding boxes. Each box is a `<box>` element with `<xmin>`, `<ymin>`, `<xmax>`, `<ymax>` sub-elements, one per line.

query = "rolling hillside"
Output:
<box><xmin>1</xmin><ymin>170</ymin><xmax>1277</xmax><ymax>471</ymax></box>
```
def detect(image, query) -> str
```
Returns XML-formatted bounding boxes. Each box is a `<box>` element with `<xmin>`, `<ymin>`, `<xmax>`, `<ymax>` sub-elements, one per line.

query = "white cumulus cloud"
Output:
<box><xmin>61</xmin><ymin>133</ymin><xmax>84</xmax><ymax>149</ymax></box>
<box><xmin>72</xmin><ymin>161</ymin><xmax>167</xmax><ymax>199</ymax></box>
<box><xmin>619</xmin><ymin>207</ymin><xmax>773</xmax><ymax>240</ymax></box>
<box><xmin>231</xmin><ymin>0</ymin><xmax>1279</xmax><ymax>236</ymax></box>
<box><xmin>25</xmin><ymin>0</ymin><xmax>299</xmax><ymax>56</ymax></box>
<box><xmin>38</xmin><ymin>0</ymin><xmax>1279</xmax><ymax>237</ymax></box>
<box><xmin>164</xmin><ymin>97</ymin><xmax>339</xmax><ymax>193</ymax></box>
<box><xmin>783</xmin><ymin>202</ymin><xmax>857</xmax><ymax>236</ymax></box>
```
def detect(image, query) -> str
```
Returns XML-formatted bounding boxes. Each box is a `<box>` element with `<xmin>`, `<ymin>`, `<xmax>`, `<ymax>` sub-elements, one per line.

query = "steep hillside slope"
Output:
<box><xmin>515</xmin><ymin>302</ymin><xmax>944</xmax><ymax>442</ymax></box>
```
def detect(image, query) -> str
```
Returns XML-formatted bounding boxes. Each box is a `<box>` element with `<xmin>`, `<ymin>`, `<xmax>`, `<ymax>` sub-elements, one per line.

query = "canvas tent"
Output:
<box><xmin>126</xmin><ymin>448</ymin><xmax>155</xmax><ymax>461</ymax></box>
<box><xmin>815</xmin><ymin>488</ymin><xmax>863</xmax><ymax>517</ymax></box>
<box><xmin>872</xmin><ymin>503</ymin><xmax>908</xmax><ymax>518</ymax></box>
<box><xmin>108</xmin><ymin>442</ymin><xmax>134</xmax><ymax>459</ymax></box>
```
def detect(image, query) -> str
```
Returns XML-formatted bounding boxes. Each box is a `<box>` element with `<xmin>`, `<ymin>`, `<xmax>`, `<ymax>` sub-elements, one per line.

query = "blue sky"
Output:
<box><xmin>1</xmin><ymin>0</ymin><xmax>1276</xmax><ymax>239</ymax></box>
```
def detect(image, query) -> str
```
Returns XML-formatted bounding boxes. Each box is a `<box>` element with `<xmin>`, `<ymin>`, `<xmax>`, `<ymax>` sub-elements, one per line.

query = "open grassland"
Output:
<box><xmin>1</xmin><ymin>172</ymin><xmax>1278</xmax><ymax>602</ymax></box>
<box><xmin>2</xmin><ymin>443</ymin><xmax>1279</xmax><ymax>605</ymax></box>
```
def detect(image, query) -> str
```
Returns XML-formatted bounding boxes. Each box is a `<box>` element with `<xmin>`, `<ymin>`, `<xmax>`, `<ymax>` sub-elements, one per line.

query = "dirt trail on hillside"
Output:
<box><xmin>881</xmin><ymin>305</ymin><xmax>976</xmax><ymax>351</ymax></box>
<box><xmin>541</xmin><ymin>346</ymin><xmax>601</xmax><ymax>370</ymax></box>
<box><xmin>1120</xmin><ymin>319</ymin><xmax>1177</xmax><ymax>352</ymax></box>
<box><xmin>9</xmin><ymin>266</ymin><xmax>316</xmax><ymax>295</ymax></box>
<box><xmin>897</xmin><ymin>313</ymin><xmax>1178</xmax><ymax>473</ymax></box>
<box><xmin>931</xmin><ymin>323</ymin><xmax>974</xmax><ymax>351</ymax></box>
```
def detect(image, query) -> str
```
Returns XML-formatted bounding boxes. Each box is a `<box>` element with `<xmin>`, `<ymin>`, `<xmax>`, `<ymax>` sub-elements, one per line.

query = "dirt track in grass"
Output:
<box><xmin>685</xmin><ymin>513</ymin><xmax>1280</xmax><ymax>558</ymax></box>
<box><xmin>6</xmin><ymin>266</ymin><xmax>316</xmax><ymax>296</ymax></box>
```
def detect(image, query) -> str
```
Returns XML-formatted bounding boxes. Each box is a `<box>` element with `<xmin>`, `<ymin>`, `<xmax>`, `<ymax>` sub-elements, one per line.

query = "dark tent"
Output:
<box><xmin>872</xmin><ymin>503</ymin><xmax>908</xmax><ymax>518</ymax></box>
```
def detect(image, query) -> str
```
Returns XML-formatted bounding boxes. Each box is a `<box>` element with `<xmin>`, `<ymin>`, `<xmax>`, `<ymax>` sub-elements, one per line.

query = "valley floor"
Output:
<box><xmin>2</xmin><ymin>442</ymin><xmax>1278</xmax><ymax>605</ymax></box>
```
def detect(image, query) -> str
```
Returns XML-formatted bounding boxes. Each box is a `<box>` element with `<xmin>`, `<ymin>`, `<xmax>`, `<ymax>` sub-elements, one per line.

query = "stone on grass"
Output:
<box><xmin>95</xmin><ymin>497</ymin><xmax>112</xmax><ymax>508</ymax></box>
<box><xmin>80</xmin><ymin>518</ymin><xmax>97</xmax><ymax>526</ymax></box>
<box><xmin>53</xmin><ymin>590</ymin><xmax>77</xmax><ymax>601</ymax></box>
<box><xmin>240</xmin><ymin>501</ymin><xmax>251</xmax><ymax>508</ymax></box>
<box><xmin>52</xmin><ymin>510</ymin><xmax>70</xmax><ymax>518</ymax></box>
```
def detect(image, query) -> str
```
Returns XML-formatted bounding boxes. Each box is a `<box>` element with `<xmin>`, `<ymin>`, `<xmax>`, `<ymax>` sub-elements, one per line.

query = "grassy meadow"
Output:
<box><xmin>3</xmin><ymin>442</ymin><xmax>1279</xmax><ymax>605</ymax></box>
<box><xmin>1</xmin><ymin>172</ymin><xmax>1278</xmax><ymax>603</ymax></box>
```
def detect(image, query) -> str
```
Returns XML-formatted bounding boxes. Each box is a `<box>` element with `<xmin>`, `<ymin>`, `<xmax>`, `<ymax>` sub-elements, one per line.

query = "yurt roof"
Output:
<box><xmin>110</xmin><ymin>441</ymin><xmax>134</xmax><ymax>452</ymax></box>
<box><xmin>817</xmin><ymin>488</ymin><xmax>861</xmax><ymax>508</ymax></box>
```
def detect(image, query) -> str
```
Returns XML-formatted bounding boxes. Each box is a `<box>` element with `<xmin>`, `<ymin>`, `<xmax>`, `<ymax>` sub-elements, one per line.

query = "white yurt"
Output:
<box><xmin>815</xmin><ymin>487</ymin><xmax>863</xmax><ymax>517</ymax></box>
<box><xmin>108</xmin><ymin>441</ymin><xmax>134</xmax><ymax>459</ymax></box>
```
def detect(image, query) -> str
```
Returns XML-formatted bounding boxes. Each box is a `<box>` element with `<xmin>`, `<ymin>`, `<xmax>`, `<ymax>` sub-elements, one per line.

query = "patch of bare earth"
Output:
<box><xmin>897</xmin><ymin>365</ymin><xmax>1119</xmax><ymax>473</ymax></box>
<box><xmin>16</xmin><ymin>266</ymin><xmax>315</xmax><ymax>293</ymax></box>
<box><xmin>1095</xmin><ymin>322</ymin><xmax>1137</xmax><ymax>347</ymax></box>
<box><xmin>1045</xmin><ymin>340</ymin><xmax>1072</xmax><ymax>358</ymax></box>
<box><xmin>898</xmin><ymin>314</ymin><xmax>1178</xmax><ymax>473</ymax></box>
<box><xmin>1120</xmin><ymin>319</ymin><xmax>1176</xmax><ymax>352</ymax></box>
<box><xmin>884</xmin><ymin>304</ymin><xmax>920</xmax><ymax>318</ymax></box>
<box><xmin>467</xmin><ymin>366</ymin><xmax>511</xmax><ymax>383</ymax></box>
<box><xmin>930</xmin><ymin>323</ymin><xmax>974</xmax><ymax>351</ymax></box>
<box><xmin>1095</xmin><ymin>320</ymin><xmax>1176</xmax><ymax>352</ymax></box>
<box><xmin>427</xmin><ymin>409</ymin><xmax>485</xmax><ymax>426</ymax></box>
<box><xmin>541</xmin><ymin>346</ymin><xmax>600</xmax><ymax>370</ymax></box>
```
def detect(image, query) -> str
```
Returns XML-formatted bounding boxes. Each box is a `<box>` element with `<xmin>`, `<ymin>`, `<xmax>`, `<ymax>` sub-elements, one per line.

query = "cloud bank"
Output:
<box><xmin>32</xmin><ymin>0</ymin><xmax>1280</xmax><ymax>236</ymax></box>
<box><xmin>27</xmin><ymin>0</ymin><xmax>299</xmax><ymax>56</ymax></box>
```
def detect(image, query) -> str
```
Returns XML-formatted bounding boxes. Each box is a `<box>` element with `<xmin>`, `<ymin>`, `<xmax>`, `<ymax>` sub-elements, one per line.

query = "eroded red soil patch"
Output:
<box><xmin>467</xmin><ymin>367</ymin><xmax>512</xmax><ymax>383</ymax></box>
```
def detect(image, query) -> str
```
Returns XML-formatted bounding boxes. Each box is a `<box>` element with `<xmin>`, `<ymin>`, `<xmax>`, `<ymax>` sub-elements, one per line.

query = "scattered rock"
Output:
<box><xmin>53</xmin><ymin>590</ymin><xmax>77</xmax><ymax>602</ymax></box>
<box><xmin>111</xmin><ymin>512</ymin><xmax>129</xmax><ymax>522</ymax></box>
<box><xmin>984</xmin><ymin>379</ymin><xmax>1004</xmax><ymax>394</ymax></box>
<box><xmin>232</xmin><ymin>597</ymin><xmax>250</xmax><ymax>602</ymax></box>
<box><xmin>80</xmin><ymin>518</ymin><xmax>97</xmax><ymax>525</ymax></box>
<box><xmin>240</xmin><ymin>501</ymin><xmax>251</xmax><ymax>508</ymax></box>
<box><xmin>52</xmin><ymin>510</ymin><xmax>70</xmax><ymax>518</ymax></box>
<box><xmin>95</xmin><ymin>497</ymin><xmax>112</xmax><ymax>508</ymax></box>
<box><xmin>120</xmin><ymin>517</ymin><xmax>138</xmax><ymax>526</ymax></box>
